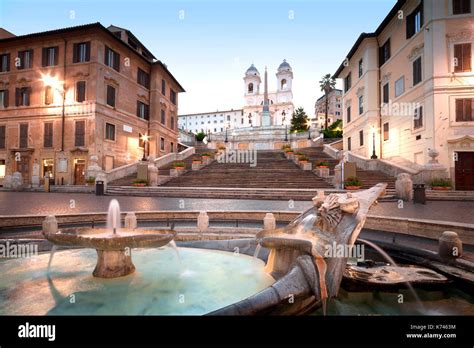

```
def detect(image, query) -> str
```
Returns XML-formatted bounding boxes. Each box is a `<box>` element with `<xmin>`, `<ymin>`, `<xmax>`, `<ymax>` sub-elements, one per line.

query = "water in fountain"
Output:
<box><xmin>47</xmin><ymin>245</ymin><xmax>58</xmax><ymax>273</ymax></box>
<box><xmin>106</xmin><ymin>199</ymin><xmax>121</xmax><ymax>234</ymax></box>
<box><xmin>253</xmin><ymin>244</ymin><xmax>262</xmax><ymax>258</ymax></box>
<box><xmin>358</xmin><ymin>238</ymin><xmax>424</xmax><ymax>310</ymax></box>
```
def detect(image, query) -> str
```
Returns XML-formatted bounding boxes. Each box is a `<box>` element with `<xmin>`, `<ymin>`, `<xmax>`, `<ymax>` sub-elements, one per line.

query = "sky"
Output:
<box><xmin>0</xmin><ymin>0</ymin><xmax>396</xmax><ymax>115</ymax></box>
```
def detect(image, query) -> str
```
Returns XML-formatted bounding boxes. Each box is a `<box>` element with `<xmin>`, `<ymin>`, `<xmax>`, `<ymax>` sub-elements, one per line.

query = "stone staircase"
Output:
<box><xmin>160</xmin><ymin>150</ymin><xmax>334</xmax><ymax>189</ymax></box>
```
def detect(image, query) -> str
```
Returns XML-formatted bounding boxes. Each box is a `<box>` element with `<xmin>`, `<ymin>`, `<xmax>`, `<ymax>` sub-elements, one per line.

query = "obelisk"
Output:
<box><xmin>261</xmin><ymin>66</ymin><xmax>272</xmax><ymax>127</ymax></box>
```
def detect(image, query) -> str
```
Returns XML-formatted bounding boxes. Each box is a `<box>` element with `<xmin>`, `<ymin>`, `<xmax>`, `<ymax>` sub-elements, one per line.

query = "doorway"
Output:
<box><xmin>74</xmin><ymin>159</ymin><xmax>86</xmax><ymax>185</ymax></box>
<box><xmin>455</xmin><ymin>152</ymin><xmax>474</xmax><ymax>191</ymax></box>
<box><xmin>16</xmin><ymin>153</ymin><xmax>30</xmax><ymax>184</ymax></box>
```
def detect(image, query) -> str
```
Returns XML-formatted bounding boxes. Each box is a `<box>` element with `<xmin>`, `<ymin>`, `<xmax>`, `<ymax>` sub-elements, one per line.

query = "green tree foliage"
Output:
<box><xmin>290</xmin><ymin>107</ymin><xmax>310</xmax><ymax>133</ymax></box>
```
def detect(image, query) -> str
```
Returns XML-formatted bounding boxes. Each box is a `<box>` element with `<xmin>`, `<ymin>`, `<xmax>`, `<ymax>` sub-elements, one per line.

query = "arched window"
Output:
<box><xmin>248</xmin><ymin>83</ymin><xmax>254</xmax><ymax>93</ymax></box>
<box><xmin>281</xmin><ymin>79</ymin><xmax>287</xmax><ymax>90</ymax></box>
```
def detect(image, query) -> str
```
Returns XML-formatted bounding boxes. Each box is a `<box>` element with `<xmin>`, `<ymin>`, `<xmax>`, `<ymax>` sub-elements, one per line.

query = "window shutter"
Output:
<box><xmin>406</xmin><ymin>12</ymin><xmax>414</xmax><ymax>39</ymax></box>
<box><xmin>6</xmin><ymin>54</ymin><xmax>10</xmax><ymax>71</ymax></box>
<box><xmin>26</xmin><ymin>87</ymin><xmax>31</xmax><ymax>106</ymax></box>
<box><xmin>42</xmin><ymin>48</ymin><xmax>47</xmax><ymax>67</ymax></box>
<box><xmin>104</xmin><ymin>46</ymin><xmax>109</xmax><ymax>65</ymax></box>
<box><xmin>145</xmin><ymin>104</ymin><xmax>149</xmax><ymax>120</ymax></box>
<box><xmin>73</xmin><ymin>43</ymin><xmax>78</xmax><ymax>63</ymax></box>
<box><xmin>464</xmin><ymin>99</ymin><xmax>472</xmax><ymax>122</ymax></box>
<box><xmin>85</xmin><ymin>42</ymin><xmax>91</xmax><ymax>61</ymax></box>
<box><xmin>15</xmin><ymin>88</ymin><xmax>20</xmax><ymax>106</ymax></box>
<box><xmin>4</xmin><ymin>89</ymin><xmax>8</xmax><ymax>108</ymax></box>
<box><xmin>137</xmin><ymin>101</ymin><xmax>141</xmax><ymax>117</ymax></box>
<box><xmin>114</xmin><ymin>52</ymin><xmax>120</xmax><ymax>72</ymax></box>
<box><xmin>455</xmin><ymin>99</ymin><xmax>463</xmax><ymax>121</ymax></box>
<box><xmin>463</xmin><ymin>43</ymin><xmax>471</xmax><ymax>71</ymax></box>
<box><xmin>53</xmin><ymin>46</ymin><xmax>59</xmax><ymax>66</ymax></box>
<box><xmin>454</xmin><ymin>44</ymin><xmax>463</xmax><ymax>72</ymax></box>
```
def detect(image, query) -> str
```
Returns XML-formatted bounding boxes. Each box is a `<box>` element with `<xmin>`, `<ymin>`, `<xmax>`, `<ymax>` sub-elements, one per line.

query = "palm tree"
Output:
<box><xmin>319</xmin><ymin>74</ymin><xmax>336</xmax><ymax>130</ymax></box>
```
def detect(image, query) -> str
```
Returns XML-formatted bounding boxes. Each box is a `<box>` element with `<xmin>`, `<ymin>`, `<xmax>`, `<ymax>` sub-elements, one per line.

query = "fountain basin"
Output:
<box><xmin>44</xmin><ymin>227</ymin><xmax>176</xmax><ymax>278</ymax></box>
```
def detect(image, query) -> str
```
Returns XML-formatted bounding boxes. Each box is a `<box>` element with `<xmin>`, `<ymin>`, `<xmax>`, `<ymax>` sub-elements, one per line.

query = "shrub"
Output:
<box><xmin>284</xmin><ymin>148</ymin><xmax>293</xmax><ymax>153</ymax></box>
<box><xmin>132</xmin><ymin>179</ymin><xmax>148</xmax><ymax>186</ymax></box>
<box><xmin>281</xmin><ymin>144</ymin><xmax>291</xmax><ymax>150</ymax></box>
<box><xmin>296</xmin><ymin>152</ymin><xmax>305</xmax><ymax>156</ymax></box>
<box><xmin>298</xmin><ymin>155</ymin><xmax>309</xmax><ymax>161</ymax></box>
<box><xmin>86</xmin><ymin>176</ymin><xmax>96</xmax><ymax>184</ymax></box>
<box><xmin>344</xmin><ymin>177</ymin><xmax>362</xmax><ymax>187</ymax></box>
<box><xmin>172</xmin><ymin>161</ymin><xmax>185</xmax><ymax>168</ymax></box>
<box><xmin>201</xmin><ymin>152</ymin><xmax>213</xmax><ymax>157</ymax></box>
<box><xmin>317</xmin><ymin>161</ymin><xmax>329</xmax><ymax>167</ymax></box>
<box><xmin>218</xmin><ymin>145</ymin><xmax>226</xmax><ymax>150</ymax></box>
<box><xmin>429</xmin><ymin>178</ymin><xmax>452</xmax><ymax>187</ymax></box>
<box><xmin>195</xmin><ymin>132</ymin><xmax>206</xmax><ymax>142</ymax></box>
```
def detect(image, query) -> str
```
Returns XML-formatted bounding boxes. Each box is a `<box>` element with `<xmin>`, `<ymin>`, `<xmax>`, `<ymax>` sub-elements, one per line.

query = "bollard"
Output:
<box><xmin>42</xmin><ymin>215</ymin><xmax>58</xmax><ymax>234</ymax></box>
<box><xmin>438</xmin><ymin>231</ymin><xmax>463</xmax><ymax>262</ymax></box>
<box><xmin>263</xmin><ymin>213</ymin><xmax>276</xmax><ymax>230</ymax></box>
<box><xmin>197</xmin><ymin>211</ymin><xmax>209</xmax><ymax>232</ymax></box>
<box><xmin>124</xmin><ymin>212</ymin><xmax>137</xmax><ymax>230</ymax></box>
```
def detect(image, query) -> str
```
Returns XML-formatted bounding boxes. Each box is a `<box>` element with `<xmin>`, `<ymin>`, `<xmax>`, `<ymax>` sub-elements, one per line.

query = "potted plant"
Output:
<box><xmin>192</xmin><ymin>156</ymin><xmax>202</xmax><ymax>164</ymax></box>
<box><xmin>298</xmin><ymin>155</ymin><xmax>309</xmax><ymax>163</ymax></box>
<box><xmin>201</xmin><ymin>152</ymin><xmax>213</xmax><ymax>159</ymax></box>
<box><xmin>86</xmin><ymin>176</ymin><xmax>96</xmax><ymax>186</ymax></box>
<box><xmin>344</xmin><ymin>177</ymin><xmax>362</xmax><ymax>190</ymax></box>
<box><xmin>172</xmin><ymin>161</ymin><xmax>186</xmax><ymax>170</ymax></box>
<box><xmin>218</xmin><ymin>145</ymin><xmax>226</xmax><ymax>152</ymax></box>
<box><xmin>132</xmin><ymin>179</ymin><xmax>148</xmax><ymax>187</ymax></box>
<box><xmin>317</xmin><ymin>161</ymin><xmax>329</xmax><ymax>168</ymax></box>
<box><xmin>430</xmin><ymin>178</ymin><xmax>452</xmax><ymax>191</ymax></box>
<box><xmin>281</xmin><ymin>144</ymin><xmax>291</xmax><ymax>150</ymax></box>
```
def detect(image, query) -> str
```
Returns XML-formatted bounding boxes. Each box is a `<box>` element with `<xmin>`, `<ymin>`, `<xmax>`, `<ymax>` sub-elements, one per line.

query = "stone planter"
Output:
<box><xmin>192</xmin><ymin>163</ymin><xmax>203</xmax><ymax>171</ymax></box>
<box><xmin>301</xmin><ymin>162</ymin><xmax>312</xmax><ymax>171</ymax></box>
<box><xmin>345</xmin><ymin>185</ymin><xmax>362</xmax><ymax>190</ymax></box>
<box><xmin>132</xmin><ymin>183</ymin><xmax>147</xmax><ymax>187</ymax></box>
<box><xmin>202</xmin><ymin>156</ymin><xmax>212</xmax><ymax>165</ymax></box>
<box><xmin>431</xmin><ymin>186</ymin><xmax>452</xmax><ymax>191</ymax></box>
<box><xmin>315</xmin><ymin>167</ymin><xmax>330</xmax><ymax>177</ymax></box>
<box><xmin>170</xmin><ymin>168</ymin><xmax>184</xmax><ymax>176</ymax></box>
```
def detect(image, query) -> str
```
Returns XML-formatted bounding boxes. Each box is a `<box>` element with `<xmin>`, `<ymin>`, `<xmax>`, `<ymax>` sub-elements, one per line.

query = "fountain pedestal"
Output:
<box><xmin>93</xmin><ymin>249</ymin><xmax>136</xmax><ymax>278</ymax></box>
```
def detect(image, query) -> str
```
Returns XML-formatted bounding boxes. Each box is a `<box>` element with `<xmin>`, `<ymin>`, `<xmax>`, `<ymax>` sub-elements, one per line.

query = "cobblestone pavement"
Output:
<box><xmin>0</xmin><ymin>192</ymin><xmax>473</xmax><ymax>224</ymax></box>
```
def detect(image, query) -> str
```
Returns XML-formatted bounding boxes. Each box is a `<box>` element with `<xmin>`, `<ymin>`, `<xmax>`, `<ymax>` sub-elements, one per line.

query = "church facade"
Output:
<box><xmin>178</xmin><ymin>60</ymin><xmax>294</xmax><ymax>132</ymax></box>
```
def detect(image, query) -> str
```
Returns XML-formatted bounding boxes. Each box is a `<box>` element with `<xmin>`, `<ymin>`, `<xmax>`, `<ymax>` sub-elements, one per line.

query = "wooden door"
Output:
<box><xmin>16</xmin><ymin>154</ymin><xmax>30</xmax><ymax>184</ymax></box>
<box><xmin>74</xmin><ymin>160</ymin><xmax>86</xmax><ymax>185</ymax></box>
<box><xmin>455</xmin><ymin>152</ymin><xmax>474</xmax><ymax>191</ymax></box>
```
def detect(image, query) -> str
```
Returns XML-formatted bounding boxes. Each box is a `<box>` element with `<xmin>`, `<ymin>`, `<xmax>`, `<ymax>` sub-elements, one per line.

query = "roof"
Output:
<box><xmin>333</xmin><ymin>0</ymin><xmax>407</xmax><ymax>78</ymax></box>
<box><xmin>316</xmin><ymin>89</ymin><xmax>343</xmax><ymax>102</ymax></box>
<box><xmin>179</xmin><ymin>109</ymin><xmax>243</xmax><ymax>117</ymax></box>
<box><xmin>107</xmin><ymin>24</ymin><xmax>157</xmax><ymax>60</ymax></box>
<box><xmin>0</xmin><ymin>22</ymin><xmax>185</xmax><ymax>92</ymax></box>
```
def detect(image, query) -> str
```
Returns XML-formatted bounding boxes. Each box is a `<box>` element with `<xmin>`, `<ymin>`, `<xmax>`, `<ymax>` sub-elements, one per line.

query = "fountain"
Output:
<box><xmin>43</xmin><ymin>199</ymin><xmax>176</xmax><ymax>278</ymax></box>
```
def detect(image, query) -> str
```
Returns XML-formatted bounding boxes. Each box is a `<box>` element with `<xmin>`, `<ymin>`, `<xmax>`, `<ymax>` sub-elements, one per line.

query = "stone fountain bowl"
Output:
<box><xmin>43</xmin><ymin>227</ymin><xmax>176</xmax><ymax>250</ymax></box>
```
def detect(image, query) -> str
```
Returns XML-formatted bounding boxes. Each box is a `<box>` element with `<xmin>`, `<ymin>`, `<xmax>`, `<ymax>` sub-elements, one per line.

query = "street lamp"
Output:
<box><xmin>41</xmin><ymin>73</ymin><xmax>66</xmax><ymax>151</ymax></box>
<box><xmin>140</xmin><ymin>133</ymin><xmax>150</xmax><ymax>161</ymax></box>
<box><xmin>224</xmin><ymin>122</ymin><xmax>229</xmax><ymax>143</ymax></box>
<box><xmin>282</xmin><ymin>110</ymin><xmax>288</xmax><ymax>141</ymax></box>
<box><xmin>207</xmin><ymin>129</ymin><xmax>211</xmax><ymax>142</ymax></box>
<box><xmin>306</xmin><ymin>119</ymin><xmax>312</xmax><ymax>140</ymax></box>
<box><xmin>371</xmin><ymin>125</ymin><xmax>378</xmax><ymax>159</ymax></box>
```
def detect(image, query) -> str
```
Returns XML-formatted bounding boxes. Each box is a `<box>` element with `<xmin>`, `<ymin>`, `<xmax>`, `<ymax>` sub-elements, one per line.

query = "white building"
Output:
<box><xmin>178</xmin><ymin>59</ymin><xmax>295</xmax><ymax>133</ymax></box>
<box><xmin>178</xmin><ymin>109</ymin><xmax>244</xmax><ymax>134</ymax></box>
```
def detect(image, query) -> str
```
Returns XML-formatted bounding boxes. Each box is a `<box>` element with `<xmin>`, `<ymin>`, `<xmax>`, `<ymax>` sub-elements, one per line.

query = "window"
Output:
<box><xmin>359</xmin><ymin>130</ymin><xmax>364</xmax><ymax>146</ymax></box>
<box><xmin>44</xmin><ymin>122</ymin><xmax>53</xmax><ymax>148</ymax></box>
<box><xmin>170</xmin><ymin>89</ymin><xmax>177</xmax><ymax>105</ymax></box>
<box><xmin>414</xmin><ymin>106</ymin><xmax>423</xmax><ymax>129</ymax></box>
<box><xmin>73</xmin><ymin>42</ymin><xmax>90</xmax><ymax>63</ymax></box>
<box><xmin>395</xmin><ymin>76</ymin><xmax>405</xmax><ymax>97</ymax></box>
<box><xmin>19</xmin><ymin>123</ymin><xmax>28</xmax><ymax>148</ymax></box>
<box><xmin>413</xmin><ymin>56</ymin><xmax>422</xmax><ymax>86</ymax></box>
<box><xmin>344</xmin><ymin>73</ymin><xmax>351</xmax><ymax>92</ymax></box>
<box><xmin>0</xmin><ymin>89</ymin><xmax>8</xmax><ymax>108</ymax></box>
<box><xmin>379</xmin><ymin>39</ymin><xmax>391</xmax><ymax>66</ymax></box>
<box><xmin>170</xmin><ymin>142</ymin><xmax>174</xmax><ymax>153</ymax></box>
<box><xmin>104</xmin><ymin>46</ymin><xmax>120</xmax><ymax>71</ymax></box>
<box><xmin>161</xmin><ymin>109</ymin><xmax>166</xmax><ymax>124</ymax></box>
<box><xmin>137</xmin><ymin>101</ymin><xmax>149</xmax><ymax>120</ymax></box>
<box><xmin>248</xmin><ymin>83</ymin><xmax>254</xmax><ymax>93</ymax></box>
<box><xmin>455</xmin><ymin>98</ymin><xmax>474</xmax><ymax>122</ymax></box>
<box><xmin>44</xmin><ymin>86</ymin><xmax>53</xmax><ymax>105</ymax></box>
<box><xmin>160</xmin><ymin>137</ymin><xmax>165</xmax><ymax>151</ymax></box>
<box><xmin>383</xmin><ymin>122</ymin><xmax>389</xmax><ymax>141</ymax></box>
<box><xmin>15</xmin><ymin>87</ymin><xmax>31</xmax><ymax>106</ymax></box>
<box><xmin>106</xmin><ymin>85</ymin><xmax>116</xmax><ymax>107</ymax></box>
<box><xmin>453</xmin><ymin>0</ymin><xmax>471</xmax><ymax>14</ymax></box>
<box><xmin>137</xmin><ymin>68</ymin><xmax>150</xmax><ymax>88</ymax></box>
<box><xmin>406</xmin><ymin>4</ymin><xmax>423</xmax><ymax>39</ymax></box>
<box><xmin>358</xmin><ymin>59</ymin><xmax>363</xmax><ymax>78</ymax></box>
<box><xmin>454</xmin><ymin>43</ymin><xmax>472</xmax><ymax>72</ymax></box>
<box><xmin>75</xmin><ymin>120</ymin><xmax>85</xmax><ymax>147</ymax></box>
<box><xmin>346</xmin><ymin>106</ymin><xmax>351</xmax><ymax>123</ymax></box>
<box><xmin>0</xmin><ymin>53</ymin><xmax>10</xmax><ymax>72</ymax></box>
<box><xmin>358</xmin><ymin>95</ymin><xmax>364</xmax><ymax>115</ymax></box>
<box><xmin>0</xmin><ymin>159</ymin><xmax>4</xmax><ymax>178</ymax></box>
<box><xmin>281</xmin><ymin>79</ymin><xmax>287</xmax><ymax>90</ymax></box>
<box><xmin>170</xmin><ymin>115</ymin><xmax>175</xmax><ymax>130</ymax></box>
<box><xmin>18</xmin><ymin>50</ymin><xmax>33</xmax><ymax>69</ymax></box>
<box><xmin>347</xmin><ymin>137</ymin><xmax>351</xmax><ymax>151</ymax></box>
<box><xmin>42</xmin><ymin>46</ymin><xmax>58</xmax><ymax>67</ymax></box>
<box><xmin>161</xmin><ymin>79</ymin><xmax>166</xmax><ymax>95</ymax></box>
<box><xmin>382</xmin><ymin>83</ymin><xmax>389</xmax><ymax>104</ymax></box>
<box><xmin>105</xmin><ymin>123</ymin><xmax>115</xmax><ymax>141</ymax></box>
<box><xmin>76</xmin><ymin>81</ymin><xmax>86</xmax><ymax>102</ymax></box>
<box><xmin>0</xmin><ymin>125</ymin><xmax>5</xmax><ymax>149</ymax></box>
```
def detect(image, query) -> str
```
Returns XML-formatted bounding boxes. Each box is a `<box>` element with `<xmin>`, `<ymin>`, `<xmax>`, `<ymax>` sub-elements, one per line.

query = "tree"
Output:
<box><xmin>290</xmin><ymin>107</ymin><xmax>310</xmax><ymax>133</ymax></box>
<box><xmin>322</xmin><ymin>119</ymin><xmax>343</xmax><ymax>138</ymax></box>
<box><xmin>319</xmin><ymin>73</ymin><xmax>336</xmax><ymax>130</ymax></box>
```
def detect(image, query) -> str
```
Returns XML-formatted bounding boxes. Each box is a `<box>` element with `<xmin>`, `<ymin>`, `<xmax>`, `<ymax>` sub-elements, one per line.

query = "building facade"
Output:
<box><xmin>0</xmin><ymin>23</ymin><xmax>184</xmax><ymax>186</ymax></box>
<box><xmin>177</xmin><ymin>109</ymin><xmax>244</xmax><ymax>134</ymax></box>
<box><xmin>313</xmin><ymin>89</ymin><xmax>343</xmax><ymax>129</ymax></box>
<box><xmin>334</xmin><ymin>0</ymin><xmax>474</xmax><ymax>190</ymax></box>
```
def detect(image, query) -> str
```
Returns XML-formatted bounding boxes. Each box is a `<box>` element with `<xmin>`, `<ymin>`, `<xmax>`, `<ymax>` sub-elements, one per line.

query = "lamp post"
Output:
<box><xmin>224</xmin><ymin>122</ymin><xmax>229</xmax><ymax>143</ymax></box>
<box><xmin>282</xmin><ymin>110</ymin><xmax>288</xmax><ymax>141</ymax></box>
<box><xmin>306</xmin><ymin>119</ymin><xmax>312</xmax><ymax>140</ymax></box>
<box><xmin>371</xmin><ymin>126</ymin><xmax>378</xmax><ymax>159</ymax></box>
<box><xmin>207</xmin><ymin>129</ymin><xmax>211</xmax><ymax>142</ymax></box>
<box><xmin>140</xmin><ymin>133</ymin><xmax>150</xmax><ymax>161</ymax></box>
